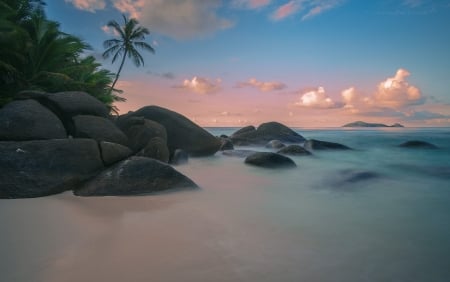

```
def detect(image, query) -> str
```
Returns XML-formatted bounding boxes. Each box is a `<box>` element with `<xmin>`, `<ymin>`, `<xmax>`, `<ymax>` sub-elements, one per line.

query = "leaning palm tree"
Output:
<box><xmin>102</xmin><ymin>14</ymin><xmax>154</xmax><ymax>94</ymax></box>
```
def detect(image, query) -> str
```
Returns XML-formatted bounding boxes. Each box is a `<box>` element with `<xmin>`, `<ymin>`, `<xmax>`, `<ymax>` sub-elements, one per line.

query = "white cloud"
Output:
<box><xmin>302</xmin><ymin>0</ymin><xmax>343</xmax><ymax>21</ymax></box>
<box><xmin>112</xmin><ymin>0</ymin><xmax>145</xmax><ymax>18</ymax></box>
<box><xmin>101</xmin><ymin>25</ymin><xmax>120</xmax><ymax>36</ymax></box>
<box><xmin>374</xmin><ymin>68</ymin><xmax>424</xmax><ymax>108</ymax></box>
<box><xmin>180</xmin><ymin>76</ymin><xmax>222</xmax><ymax>94</ymax></box>
<box><xmin>65</xmin><ymin>0</ymin><xmax>106</xmax><ymax>12</ymax></box>
<box><xmin>236</xmin><ymin>78</ymin><xmax>286</xmax><ymax>92</ymax></box>
<box><xmin>295</xmin><ymin>86</ymin><xmax>338</xmax><ymax>108</ymax></box>
<box><xmin>136</xmin><ymin>0</ymin><xmax>233</xmax><ymax>39</ymax></box>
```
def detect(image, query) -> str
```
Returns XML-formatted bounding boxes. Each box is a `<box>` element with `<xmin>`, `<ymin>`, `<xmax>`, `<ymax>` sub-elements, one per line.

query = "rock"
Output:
<box><xmin>343</xmin><ymin>121</ymin><xmax>404</xmax><ymax>128</ymax></box>
<box><xmin>123</xmin><ymin>106</ymin><xmax>221</xmax><ymax>156</ymax></box>
<box><xmin>231</xmin><ymin>125</ymin><xmax>256</xmax><ymax>136</ymax></box>
<box><xmin>99</xmin><ymin>141</ymin><xmax>133</xmax><ymax>166</ymax></box>
<box><xmin>0</xmin><ymin>139</ymin><xmax>104</xmax><ymax>198</ymax></box>
<box><xmin>171</xmin><ymin>149</ymin><xmax>189</xmax><ymax>165</ymax></box>
<box><xmin>231</xmin><ymin>121</ymin><xmax>305</xmax><ymax>146</ymax></box>
<box><xmin>73</xmin><ymin>115</ymin><xmax>128</xmax><ymax>145</ymax></box>
<box><xmin>74</xmin><ymin>157</ymin><xmax>198</xmax><ymax>196</ymax></box>
<box><xmin>219</xmin><ymin>137</ymin><xmax>234</xmax><ymax>151</ymax></box>
<box><xmin>398</xmin><ymin>140</ymin><xmax>438</xmax><ymax>149</ymax></box>
<box><xmin>219</xmin><ymin>134</ymin><xmax>229</xmax><ymax>138</ymax></box>
<box><xmin>304</xmin><ymin>139</ymin><xmax>351</xmax><ymax>151</ymax></box>
<box><xmin>265</xmin><ymin>140</ymin><xmax>286</xmax><ymax>149</ymax></box>
<box><xmin>136</xmin><ymin>137</ymin><xmax>170</xmax><ymax>163</ymax></box>
<box><xmin>222</xmin><ymin>149</ymin><xmax>260</xmax><ymax>158</ymax></box>
<box><xmin>0</xmin><ymin>99</ymin><xmax>66</xmax><ymax>141</ymax></box>
<box><xmin>245</xmin><ymin>152</ymin><xmax>297</xmax><ymax>169</ymax></box>
<box><xmin>277</xmin><ymin>145</ymin><xmax>312</xmax><ymax>156</ymax></box>
<box><xmin>117</xmin><ymin>116</ymin><xmax>167</xmax><ymax>153</ymax></box>
<box><xmin>337</xmin><ymin>169</ymin><xmax>380</xmax><ymax>185</ymax></box>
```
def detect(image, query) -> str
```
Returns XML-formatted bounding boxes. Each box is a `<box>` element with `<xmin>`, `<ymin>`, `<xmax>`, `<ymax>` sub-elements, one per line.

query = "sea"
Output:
<box><xmin>1</xmin><ymin>127</ymin><xmax>450</xmax><ymax>282</ymax></box>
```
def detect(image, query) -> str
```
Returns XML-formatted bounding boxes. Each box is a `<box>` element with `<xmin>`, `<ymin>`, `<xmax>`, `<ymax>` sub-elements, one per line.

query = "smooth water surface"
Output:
<box><xmin>1</xmin><ymin>128</ymin><xmax>450</xmax><ymax>282</ymax></box>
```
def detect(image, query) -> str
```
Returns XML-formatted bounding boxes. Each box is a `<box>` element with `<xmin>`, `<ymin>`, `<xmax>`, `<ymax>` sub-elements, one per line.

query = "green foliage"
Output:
<box><xmin>103</xmin><ymin>14</ymin><xmax>154</xmax><ymax>94</ymax></box>
<box><xmin>0</xmin><ymin>0</ymin><xmax>122</xmax><ymax>110</ymax></box>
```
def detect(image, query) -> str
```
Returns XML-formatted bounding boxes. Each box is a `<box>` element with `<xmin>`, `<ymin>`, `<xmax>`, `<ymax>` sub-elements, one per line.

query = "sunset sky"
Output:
<box><xmin>46</xmin><ymin>0</ymin><xmax>450</xmax><ymax>127</ymax></box>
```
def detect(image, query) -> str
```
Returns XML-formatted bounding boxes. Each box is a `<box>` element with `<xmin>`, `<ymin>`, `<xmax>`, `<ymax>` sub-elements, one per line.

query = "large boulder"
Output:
<box><xmin>304</xmin><ymin>139</ymin><xmax>351</xmax><ymax>151</ymax></box>
<box><xmin>398</xmin><ymin>140</ymin><xmax>438</xmax><ymax>149</ymax></box>
<box><xmin>74</xmin><ymin>157</ymin><xmax>198</xmax><ymax>196</ymax></box>
<box><xmin>116</xmin><ymin>116</ymin><xmax>167</xmax><ymax>152</ymax></box>
<box><xmin>73</xmin><ymin>115</ymin><xmax>128</xmax><ymax>145</ymax></box>
<box><xmin>231</xmin><ymin>122</ymin><xmax>305</xmax><ymax>146</ymax></box>
<box><xmin>99</xmin><ymin>141</ymin><xmax>133</xmax><ymax>166</ymax></box>
<box><xmin>277</xmin><ymin>145</ymin><xmax>312</xmax><ymax>156</ymax></box>
<box><xmin>136</xmin><ymin>137</ymin><xmax>170</xmax><ymax>163</ymax></box>
<box><xmin>0</xmin><ymin>99</ymin><xmax>66</xmax><ymax>141</ymax></box>
<box><xmin>231</xmin><ymin>125</ymin><xmax>256</xmax><ymax>136</ymax></box>
<box><xmin>245</xmin><ymin>152</ymin><xmax>297</xmax><ymax>169</ymax></box>
<box><xmin>122</xmin><ymin>106</ymin><xmax>221</xmax><ymax>156</ymax></box>
<box><xmin>0</xmin><ymin>139</ymin><xmax>104</xmax><ymax>198</ymax></box>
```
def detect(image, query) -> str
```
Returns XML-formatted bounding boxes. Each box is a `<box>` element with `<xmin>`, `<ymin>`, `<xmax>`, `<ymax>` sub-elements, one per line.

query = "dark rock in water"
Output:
<box><xmin>245</xmin><ymin>152</ymin><xmax>297</xmax><ymax>169</ymax></box>
<box><xmin>222</xmin><ymin>149</ymin><xmax>260</xmax><ymax>158</ymax></box>
<box><xmin>122</xmin><ymin>106</ymin><xmax>221</xmax><ymax>156</ymax></box>
<box><xmin>73</xmin><ymin>115</ymin><xmax>128</xmax><ymax>145</ymax></box>
<box><xmin>231</xmin><ymin>125</ymin><xmax>256</xmax><ymax>137</ymax></box>
<box><xmin>0</xmin><ymin>139</ymin><xmax>104</xmax><ymax>198</ymax></box>
<box><xmin>219</xmin><ymin>137</ymin><xmax>234</xmax><ymax>151</ymax></box>
<box><xmin>304</xmin><ymin>139</ymin><xmax>351</xmax><ymax>151</ymax></box>
<box><xmin>0</xmin><ymin>99</ymin><xmax>66</xmax><ymax>141</ymax></box>
<box><xmin>337</xmin><ymin>169</ymin><xmax>380</xmax><ymax>184</ymax></box>
<box><xmin>171</xmin><ymin>149</ymin><xmax>189</xmax><ymax>165</ymax></box>
<box><xmin>74</xmin><ymin>157</ymin><xmax>198</xmax><ymax>196</ymax></box>
<box><xmin>265</xmin><ymin>140</ymin><xmax>286</xmax><ymax>149</ymax></box>
<box><xmin>231</xmin><ymin>122</ymin><xmax>305</xmax><ymax>146</ymax></box>
<box><xmin>18</xmin><ymin>91</ymin><xmax>109</xmax><ymax>118</ymax></box>
<box><xmin>398</xmin><ymin>140</ymin><xmax>438</xmax><ymax>149</ymax></box>
<box><xmin>136</xmin><ymin>137</ymin><xmax>170</xmax><ymax>163</ymax></box>
<box><xmin>116</xmin><ymin>116</ymin><xmax>167</xmax><ymax>153</ymax></box>
<box><xmin>99</xmin><ymin>141</ymin><xmax>133</xmax><ymax>166</ymax></box>
<box><xmin>277</xmin><ymin>145</ymin><xmax>312</xmax><ymax>156</ymax></box>
<box><xmin>219</xmin><ymin>134</ymin><xmax>229</xmax><ymax>138</ymax></box>
<box><xmin>343</xmin><ymin>121</ymin><xmax>404</xmax><ymax>128</ymax></box>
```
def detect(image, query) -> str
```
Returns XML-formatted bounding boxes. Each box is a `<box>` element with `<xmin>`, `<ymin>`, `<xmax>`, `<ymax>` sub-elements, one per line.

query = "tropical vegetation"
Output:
<box><xmin>0</xmin><ymin>0</ymin><xmax>142</xmax><ymax>112</ymax></box>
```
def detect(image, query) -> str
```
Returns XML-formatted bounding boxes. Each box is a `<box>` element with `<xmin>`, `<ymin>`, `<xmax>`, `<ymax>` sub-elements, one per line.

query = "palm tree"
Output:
<box><xmin>102</xmin><ymin>14</ymin><xmax>154</xmax><ymax>94</ymax></box>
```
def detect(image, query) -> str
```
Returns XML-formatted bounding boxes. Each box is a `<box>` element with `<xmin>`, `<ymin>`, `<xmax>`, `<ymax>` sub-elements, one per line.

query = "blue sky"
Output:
<box><xmin>46</xmin><ymin>0</ymin><xmax>450</xmax><ymax>126</ymax></box>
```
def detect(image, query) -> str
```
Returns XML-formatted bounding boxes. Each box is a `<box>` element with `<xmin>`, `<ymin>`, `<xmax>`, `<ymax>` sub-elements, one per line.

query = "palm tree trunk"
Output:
<box><xmin>109</xmin><ymin>50</ymin><xmax>127</xmax><ymax>94</ymax></box>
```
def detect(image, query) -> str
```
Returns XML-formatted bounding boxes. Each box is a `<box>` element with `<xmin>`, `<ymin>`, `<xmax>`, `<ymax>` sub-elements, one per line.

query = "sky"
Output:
<box><xmin>46</xmin><ymin>0</ymin><xmax>450</xmax><ymax>127</ymax></box>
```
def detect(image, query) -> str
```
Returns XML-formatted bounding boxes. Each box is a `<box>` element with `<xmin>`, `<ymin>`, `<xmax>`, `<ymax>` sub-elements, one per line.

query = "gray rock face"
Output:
<box><xmin>304</xmin><ymin>139</ymin><xmax>351</xmax><ymax>151</ymax></box>
<box><xmin>74</xmin><ymin>157</ymin><xmax>198</xmax><ymax>196</ymax></box>
<box><xmin>245</xmin><ymin>152</ymin><xmax>297</xmax><ymax>169</ymax></box>
<box><xmin>171</xmin><ymin>149</ymin><xmax>189</xmax><ymax>165</ymax></box>
<box><xmin>0</xmin><ymin>139</ymin><xmax>104</xmax><ymax>198</ymax></box>
<box><xmin>277</xmin><ymin>145</ymin><xmax>312</xmax><ymax>156</ymax></box>
<box><xmin>73</xmin><ymin>115</ymin><xmax>128</xmax><ymax>145</ymax></box>
<box><xmin>0</xmin><ymin>99</ymin><xmax>66</xmax><ymax>141</ymax></box>
<box><xmin>398</xmin><ymin>140</ymin><xmax>438</xmax><ymax>149</ymax></box>
<box><xmin>123</xmin><ymin>106</ymin><xmax>221</xmax><ymax>156</ymax></box>
<box><xmin>136</xmin><ymin>137</ymin><xmax>170</xmax><ymax>163</ymax></box>
<box><xmin>231</xmin><ymin>122</ymin><xmax>305</xmax><ymax>146</ymax></box>
<box><xmin>99</xmin><ymin>141</ymin><xmax>133</xmax><ymax>166</ymax></box>
<box><xmin>116</xmin><ymin>116</ymin><xmax>167</xmax><ymax>153</ymax></box>
<box><xmin>265</xmin><ymin>140</ymin><xmax>286</xmax><ymax>149</ymax></box>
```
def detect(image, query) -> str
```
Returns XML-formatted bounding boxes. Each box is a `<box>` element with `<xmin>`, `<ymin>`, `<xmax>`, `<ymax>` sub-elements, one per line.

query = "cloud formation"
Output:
<box><xmin>236</xmin><ymin>78</ymin><xmax>286</xmax><ymax>92</ymax></box>
<box><xmin>65</xmin><ymin>0</ymin><xmax>106</xmax><ymax>12</ymax></box>
<box><xmin>374</xmin><ymin>68</ymin><xmax>424</xmax><ymax>108</ymax></box>
<box><xmin>112</xmin><ymin>0</ymin><xmax>144</xmax><ymax>18</ymax></box>
<box><xmin>271</xmin><ymin>1</ymin><xmax>300</xmax><ymax>20</ymax></box>
<box><xmin>270</xmin><ymin>0</ymin><xmax>344</xmax><ymax>21</ymax></box>
<box><xmin>137</xmin><ymin>0</ymin><xmax>233</xmax><ymax>39</ymax></box>
<box><xmin>295</xmin><ymin>87</ymin><xmax>338</xmax><ymax>108</ymax></box>
<box><xmin>302</xmin><ymin>0</ymin><xmax>343</xmax><ymax>20</ymax></box>
<box><xmin>233</xmin><ymin>0</ymin><xmax>271</xmax><ymax>9</ymax></box>
<box><xmin>180</xmin><ymin>76</ymin><xmax>222</xmax><ymax>94</ymax></box>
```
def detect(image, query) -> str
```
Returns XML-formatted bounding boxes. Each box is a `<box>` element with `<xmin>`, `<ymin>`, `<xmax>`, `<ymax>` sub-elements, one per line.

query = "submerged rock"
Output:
<box><xmin>231</xmin><ymin>122</ymin><xmax>305</xmax><ymax>146</ymax></box>
<box><xmin>74</xmin><ymin>157</ymin><xmax>198</xmax><ymax>196</ymax></box>
<box><xmin>304</xmin><ymin>139</ymin><xmax>351</xmax><ymax>151</ymax></box>
<box><xmin>222</xmin><ymin>149</ymin><xmax>260</xmax><ymax>158</ymax></box>
<box><xmin>245</xmin><ymin>152</ymin><xmax>297</xmax><ymax>169</ymax></box>
<box><xmin>277</xmin><ymin>145</ymin><xmax>312</xmax><ymax>156</ymax></box>
<box><xmin>0</xmin><ymin>139</ymin><xmax>104</xmax><ymax>198</ymax></box>
<box><xmin>398</xmin><ymin>140</ymin><xmax>438</xmax><ymax>149</ymax></box>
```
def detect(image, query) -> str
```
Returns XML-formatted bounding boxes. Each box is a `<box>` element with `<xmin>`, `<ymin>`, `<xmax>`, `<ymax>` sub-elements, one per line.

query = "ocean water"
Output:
<box><xmin>1</xmin><ymin>128</ymin><xmax>450</xmax><ymax>282</ymax></box>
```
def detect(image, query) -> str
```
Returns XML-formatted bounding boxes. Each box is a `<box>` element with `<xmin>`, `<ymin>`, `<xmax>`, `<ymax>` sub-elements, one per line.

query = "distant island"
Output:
<box><xmin>342</xmin><ymin>121</ymin><xmax>404</xmax><ymax>128</ymax></box>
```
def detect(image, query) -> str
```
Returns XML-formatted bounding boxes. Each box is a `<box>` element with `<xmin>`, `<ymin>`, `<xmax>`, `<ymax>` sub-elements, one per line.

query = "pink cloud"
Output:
<box><xmin>179</xmin><ymin>76</ymin><xmax>222</xmax><ymax>95</ymax></box>
<box><xmin>112</xmin><ymin>0</ymin><xmax>144</xmax><ymax>19</ymax></box>
<box><xmin>236</xmin><ymin>78</ymin><xmax>286</xmax><ymax>92</ymax></box>
<box><xmin>302</xmin><ymin>0</ymin><xmax>342</xmax><ymax>21</ymax></box>
<box><xmin>295</xmin><ymin>86</ymin><xmax>339</xmax><ymax>108</ymax></box>
<box><xmin>271</xmin><ymin>1</ymin><xmax>300</xmax><ymax>20</ymax></box>
<box><xmin>64</xmin><ymin>0</ymin><xmax>106</xmax><ymax>12</ymax></box>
